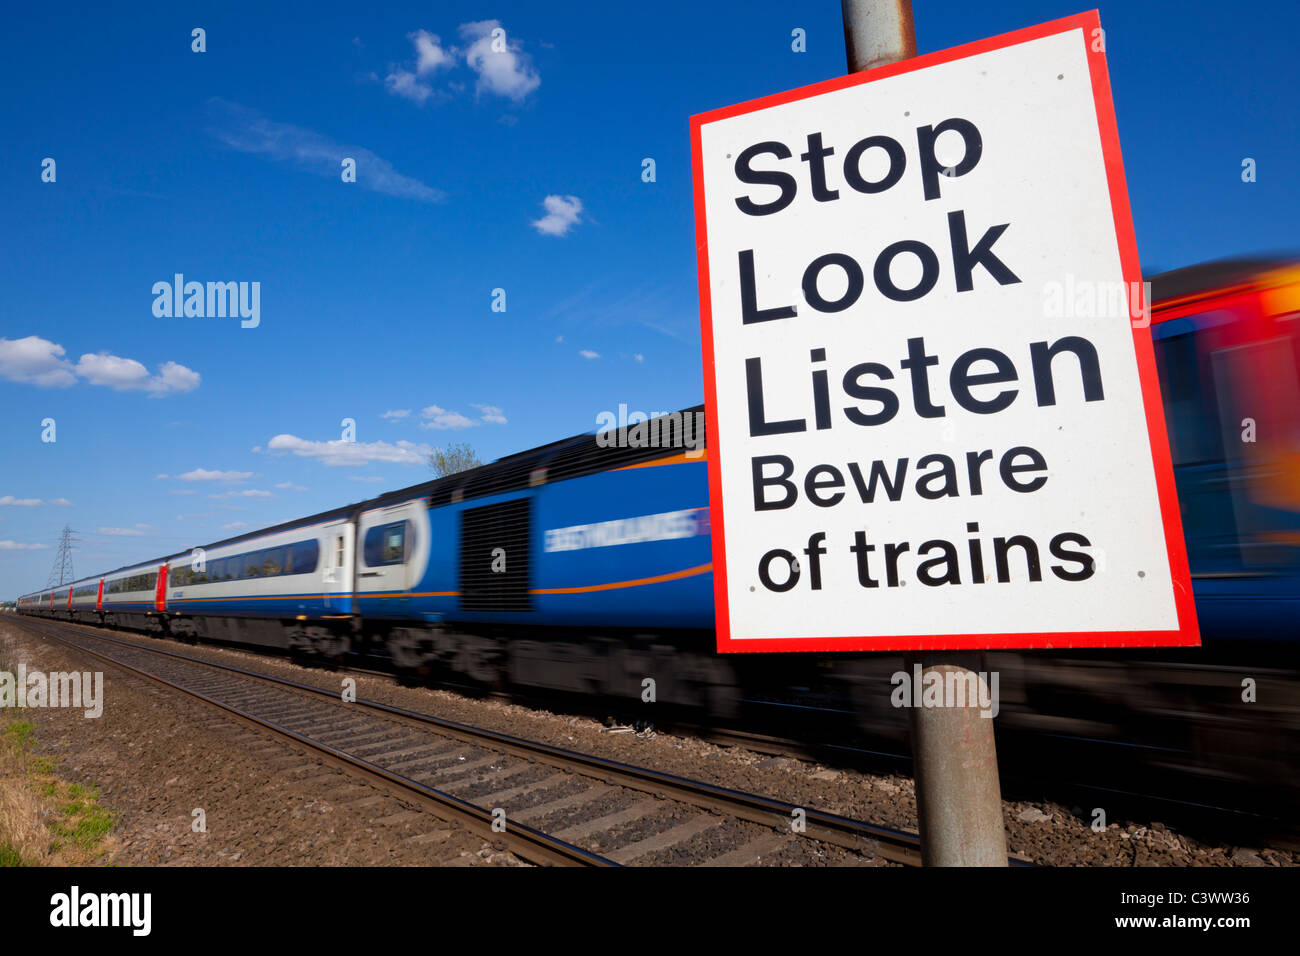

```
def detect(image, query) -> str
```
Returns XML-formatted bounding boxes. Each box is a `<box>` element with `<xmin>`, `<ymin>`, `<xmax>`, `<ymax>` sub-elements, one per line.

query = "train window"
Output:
<box><xmin>262</xmin><ymin>547</ymin><xmax>285</xmax><ymax>576</ymax></box>
<box><xmin>243</xmin><ymin>553</ymin><xmax>260</xmax><ymax>578</ymax></box>
<box><xmin>289</xmin><ymin>540</ymin><xmax>319</xmax><ymax>574</ymax></box>
<box><xmin>1153</xmin><ymin>326</ymin><xmax>1225</xmax><ymax>465</ymax></box>
<box><xmin>364</xmin><ymin>522</ymin><xmax>407</xmax><ymax>566</ymax></box>
<box><xmin>335</xmin><ymin>536</ymin><xmax>345</xmax><ymax>570</ymax></box>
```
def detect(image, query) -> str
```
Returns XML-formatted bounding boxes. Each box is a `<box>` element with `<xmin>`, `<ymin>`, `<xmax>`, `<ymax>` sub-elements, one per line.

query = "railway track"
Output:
<box><xmin>12</xmin><ymin>616</ymin><xmax>989</xmax><ymax>867</ymax></box>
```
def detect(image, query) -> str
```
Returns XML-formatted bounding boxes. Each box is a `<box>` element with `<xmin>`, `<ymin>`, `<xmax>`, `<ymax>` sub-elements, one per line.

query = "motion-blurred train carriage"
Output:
<box><xmin>1149</xmin><ymin>257</ymin><xmax>1300</xmax><ymax>638</ymax></box>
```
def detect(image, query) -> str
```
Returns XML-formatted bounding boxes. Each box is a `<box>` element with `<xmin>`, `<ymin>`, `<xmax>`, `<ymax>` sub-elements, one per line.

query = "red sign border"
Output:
<box><xmin>690</xmin><ymin>10</ymin><xmax>1200</xmax><ymax>653</ymax></box>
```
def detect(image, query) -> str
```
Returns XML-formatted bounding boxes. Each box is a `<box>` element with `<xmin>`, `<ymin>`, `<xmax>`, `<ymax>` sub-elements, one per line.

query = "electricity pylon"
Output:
<box><xmin>46</xmin><ymin>525</ymin><xmax>77</xmax><ymax>587</ymax></box>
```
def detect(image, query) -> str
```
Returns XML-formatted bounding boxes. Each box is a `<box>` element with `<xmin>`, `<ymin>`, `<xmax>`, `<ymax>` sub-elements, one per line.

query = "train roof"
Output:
<box><xmin>75</xmin><ymin>405</ymin><xmax>709</xmax><ymax>580</ymax></box>
<box><xmin>1148</xmin><ymin>254</ymin><xmax>1298</xmax><ymax>305</ymax></box>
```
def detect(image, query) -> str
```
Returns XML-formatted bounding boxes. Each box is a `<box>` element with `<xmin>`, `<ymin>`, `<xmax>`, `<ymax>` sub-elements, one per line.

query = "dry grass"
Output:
<box><xmin>0</xmin><ymin>719</ymin><xmax>56</xmax><ymax>865</ymax></box>
<box><xmin>0</xmin><ymin>637</ymin><xmax>117</xmax><ymax>866</ymax></box>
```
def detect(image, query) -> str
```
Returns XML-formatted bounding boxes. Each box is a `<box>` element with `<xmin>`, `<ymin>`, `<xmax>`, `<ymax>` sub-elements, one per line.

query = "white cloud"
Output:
<box><xmin>155</xmin><ymin>361</ymin><xmax>202</xmax><ymax>394</ymax></box>
<box><xmin>0</xmin><ymin>496</ymin><xmax>42</xmax><ymax>507</ymax></box>
<box><xmin>0</xmin><ymin>336</ymin><xmax>77</xmax><ymax>387</ymax></box>
<box><xmin>75</xmin><ymin>353</ymin><xmax>201</xmax><ymax>396</ymax></box>
<box><xmin>349</xmin><ymin>475</ymin><xmax>386</xmax><ymax>483</ymax></box>
<box><xmin>175</xmin><ymin>469</ymin><xmax>253</xmax><ymax>483</ymax></box>
<box><xmin>208</xmin><ymin>99</ymin><xmax>444</xmax><ymax>203</ymax></box>
<box><xmin>221</xmin><ymin>521</ymin><xmax>249</xmax><ymax>531</ymax></box>
<box><xmin>385</xmin><ymin>30</ymin><xmax>455</xmax><ymax>104</ymax></box>
<box><xmin>412</xmin><ymin>29</ymin><xmax>454</xmax><ymax>74</ymax></box>
<box><xmin>471</xmin><ymin>403</ymin><xmax>507</xmax><ymax>425</ymax></box>
<box><xmin>532</xmin><ymin>194</ymin><xmax>583</xmax><ymax>236</ymax></box>
<box><xmin>266</xmin><ymin>434</ymin><xmax>433</xmax><ymax>467</ymax></box>
<box><xmin>50</xmin><ymin>497</ymin><xmax>73</xmax><ymax>506</ymax></box>
<box><xmin>274</xmin><ymin>482</ymin><xmax>308</xmax><ymax>491</ymax></box>
<box><xmin>579</xmin><ymin>349</ymin><xmax>600</xmax><ymax>360</ymax></box>
<box><xmin>98</xmin><ymin>526</ymin><xmax>146</xmax><ymax>537</ymax></box>
<box><xmin>0</xmin><ymin>540</ymin><xmax>48</xmax><ymax>551</ymax></box>
<box><xmin>207</xmin><ymin>489</ymin><xmax>273</xmax><ymax>500</ymax></box>
<box><xmin>419</xmin><ymin>405</ymin><xmax>476</xmax><ymax>430</ymax></box>
<box><xmin>634</xmin><ymin>354</ymin><xmax>644</xmax><ymax>363</ymax></box>
<box><xmin>0</xmin><ymin>336</ymin><xmax>197</xmax><ymax>395</ymax></box>
<box><xmin>460</xmin><ymin>20</ymin><xmax>540</xmax><ymax>101</ymax></box>
<box><xmin>381</xmin><ymin>409</ymin><xmax>412</xmax><ymax>420</ymax></box>
<box><xmin>386</xmin><ymin>68</ymin><xmax>438</xmax><ymax>104</ymax></box>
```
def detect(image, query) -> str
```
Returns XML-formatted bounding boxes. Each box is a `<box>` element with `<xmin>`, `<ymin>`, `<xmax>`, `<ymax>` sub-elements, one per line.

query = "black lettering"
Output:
<box><xmin>850</xmin><ymin>531</ymin><xmax>879</xmax><ymax>588</ymax></box>
<box><xmin>746</xmin><ymin>357</ymin><xmax>806</xmax><ymax>436</ymax></box>
<box><xmin>994</xmin><ymin>535</ymin><xmax>1042</xmax><ymax>582</ymax></box>
<box><xmin>734</xmin><ymin>141</ymin><xmax>796</xmax><ymax>216</ymax></box>
<box><xmin>1030</xmin><ymin>337</ymin><xmax>1105</xmax><ymax>406</ymax></box>
<box><xmin>752</xmin><ymin>454</ymin><xmax>798</xmax><ymax>510</ymax></box>
<box><xmin>899</xmin><ymin>336</ymin><xmax>945</xmax><ymax>418</ymax></box>
<box><xmin>916</xmin><ymin>118</ymin><xmax>982</xmax><ymax>200</ymax></box>
<box><xmin>803</xmin><ymin>252</ymin><xmax>865</xmax><ymax>313</ymax></box>
<box><xmin>805</xmin><ymin>464</ymin><xmax>846</xmax><ymax>507</ymax></box>
<box><xmin>967</xmin><ymin>522</ymin><xmax>986</xmax><ymax>583</ymax></box>
<box><xmin>758</xmin><ymin>548</ymin><xmax>801</xmax><ymax>591</ymax></box>
<box><xmin>1050</xmin><ymin>532</ymin><xmax>1095</xmax><ymax>581</ymax></box>
<box><xmin>948</xmin><ymin>210</ymin><xmax>1020</xmax><ymax>291</ymax></box>
<box><xmin>965</xmin><ymin>451</ymin><xmax>993</xmax><ymax>496</ymax></box>
<box><xmin>950</xmin><ymin>347</ymin><xmax>1018</xmax><ymax>413</ymax></box>
<box><xmin>843</xmin><ymin>135</ymin><xmax>906</xmax><ymax>194</ymax></box>
<box><xmin>916</xmin><ymin>539</ymin><xmax>961</xmax><ymax>586</ymax></box>
<box><xmin>842</xmin><ymin>363</ymin><xmax>899</xmax><ymax>426</ymax></box>
<box><xmin>800</xmin><ymin>132</ymin><xmax>838</xmax><ymax>202</ymax></box>
<box><xmin>915</xmin><ymin>454</ymin><xmax>958</xmax><ymax>499</ymax></box>
<box><xmin>874</xmin><ymin>240</ymin><xmax>940</xmax><ymax>302</ymax></box>
<box><xmin>884</xmin><ymin>541</ymin><xmax>910</xmax><ymax>587</ymax></box>
<box><xmin>739</xmin><ymin>249</ymin><xmax>797</xmax><ymax>324</ymax></box>
<box><xmin>1000</xmin><ymin>446</ymin><xmax>1048</xmax><ymax>493</ymax></box>
<box><xmin>847</xmin><ymin>459</ymin><xmax>909</xmax><ymax>502</ymax></box>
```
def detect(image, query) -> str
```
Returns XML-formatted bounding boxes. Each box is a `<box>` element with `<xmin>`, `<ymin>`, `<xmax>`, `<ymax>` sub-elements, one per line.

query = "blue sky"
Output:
<box><xmin>1</xmin><ymin>1</ymin><xmax>1295</xmax><ymax>596</ymax></box>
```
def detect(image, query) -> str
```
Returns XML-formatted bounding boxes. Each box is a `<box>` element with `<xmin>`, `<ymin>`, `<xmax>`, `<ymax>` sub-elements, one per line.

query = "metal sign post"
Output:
<box><xmin>840</xmin><ymin>0</ymin><xmax>1007</xmax><ymax>868</ymax></box>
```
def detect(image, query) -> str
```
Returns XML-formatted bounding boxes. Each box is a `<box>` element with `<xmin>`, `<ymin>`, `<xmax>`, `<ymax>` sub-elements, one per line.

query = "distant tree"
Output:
<box><xmin>428</xmin><ymin>442</ymin><xmax>482</xmax><ymax>478</ymax></box>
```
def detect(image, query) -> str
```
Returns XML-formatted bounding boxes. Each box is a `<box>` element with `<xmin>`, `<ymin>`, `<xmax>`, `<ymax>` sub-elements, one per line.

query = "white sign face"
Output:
<box><xmin>691</xmin><ymin>13</ymin><xmax>1198</xmax><ymax>652</ymax></box>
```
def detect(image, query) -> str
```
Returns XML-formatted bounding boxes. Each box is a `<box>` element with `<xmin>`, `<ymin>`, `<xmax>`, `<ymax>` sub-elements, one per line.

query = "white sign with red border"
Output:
<box><xmin>691</xmin><ymin>12</ymin><xmax>1198</xmax><ymax>653</ymax></box>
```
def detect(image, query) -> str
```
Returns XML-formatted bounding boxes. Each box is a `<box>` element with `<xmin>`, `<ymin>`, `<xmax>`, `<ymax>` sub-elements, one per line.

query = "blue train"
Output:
<box><xmin>18</xmin><ymin>410</ymin><xmax>730</xmax><ymax>709</ymax></box>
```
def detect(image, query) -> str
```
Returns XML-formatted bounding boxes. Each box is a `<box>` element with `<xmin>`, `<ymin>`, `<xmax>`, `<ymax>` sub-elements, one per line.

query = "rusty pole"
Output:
<box><xmin>841</xmin><ymin>0</ymin><xmax>916</xmax><ymax>71</ymax></box>
<box><xmin>840</xmin><ymin>0</ymin><xmax>1009</xmax><ymax>866</ymax></box>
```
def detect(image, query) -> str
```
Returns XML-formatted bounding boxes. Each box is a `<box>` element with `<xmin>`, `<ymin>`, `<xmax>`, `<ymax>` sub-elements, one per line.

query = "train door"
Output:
<box><xmin>96</xmin><ymin>578</ymin><xmax>104</xmax><ymax>612</ymax></box>
<box><xmin>356</xmin><ymin>502</ymin><xmax>421</xmax><ymax>600</ymax></box>
<box><xmin>155</xmin><ymin>565</ymin><xmax>168</xmax><ymax>612</ymax></box>
<box><xmin>321</xmin><ymin>520</ymin><xmax>354</xmax><ymax>610</ymax></box>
